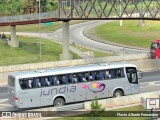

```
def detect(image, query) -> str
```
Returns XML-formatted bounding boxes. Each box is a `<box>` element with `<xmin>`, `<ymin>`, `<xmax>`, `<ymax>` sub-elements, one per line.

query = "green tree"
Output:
<box><xmin>90</xmin><ymin>96</ymin><xmax>103</xmax><ymax>120</ymax></box>
<box><xmin>0</xmin><ymin>0</ymin><xmax>25</xmax><ymax>15</ymax></box>
<box><xmin>23</xmin><ymin>0</ymin><xmax>37</xmax><ymax>14</ymax></box>
<box><xmin>91</xmin><ymin>96</ymin><xmax>102</xmax><ymax>110</ymax></box>
<box><xmin>0</xmin><ymin>0</ymin><xmax>58</xmax><ymax>16</ymax></box>
<box><xmin>8</xmin><ymin>0</ymin><xmax>25</xmax><ymax>15</ymax></box>
<box><xmin>46</xmin><ymin>0</ymin><xmax>58</xmax><ymax>11</ymax></box>
<box><xmin>0</xmin><ymin>1</ymin><xmax>10</xmax><ymax>15</ymax></box>
<box><xmin>23</xmin><ymin>0</ymin><xmax>58</xmax><ymax>13</ymax></box>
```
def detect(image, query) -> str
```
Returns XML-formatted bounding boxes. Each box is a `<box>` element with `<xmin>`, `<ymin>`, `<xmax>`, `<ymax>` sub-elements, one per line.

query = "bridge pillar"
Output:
<box><xmin>60</xmin><ymin>21</ymin><xmax>72</xmax><ymax>60</ymax></box>
<box><xmin>8</xmin><ymin>25</ymin><xmax>19</xmax><ymax>47</ymax></box>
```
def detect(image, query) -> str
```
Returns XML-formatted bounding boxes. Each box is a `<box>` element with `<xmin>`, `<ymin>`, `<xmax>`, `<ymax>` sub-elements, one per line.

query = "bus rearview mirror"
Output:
<box><xmin>137</xmin><ymin>70</ymin><xmax>143</xmax><ymax>79</ymax></box>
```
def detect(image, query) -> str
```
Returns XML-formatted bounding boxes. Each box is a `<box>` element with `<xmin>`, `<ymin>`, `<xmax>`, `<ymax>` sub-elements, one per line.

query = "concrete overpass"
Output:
<box><xmin>0</xmin><ymin>0</ymin><xmax>159</xmax><ymax>60</ymax></box>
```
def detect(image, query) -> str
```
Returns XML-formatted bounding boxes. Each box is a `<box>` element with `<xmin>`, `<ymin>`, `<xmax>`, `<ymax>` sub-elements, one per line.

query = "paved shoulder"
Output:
<box><xmin>0</xmin><ymin>99</ymin><xmax>8</xmax><ymax>104</ymax></box>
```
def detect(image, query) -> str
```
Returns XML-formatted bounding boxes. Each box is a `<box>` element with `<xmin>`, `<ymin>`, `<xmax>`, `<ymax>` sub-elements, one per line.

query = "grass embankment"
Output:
<box><xmin>54</xmin><ymin>105</ymin><xmax>150</xmax><ymax>120</ymax></box>
<box><xmin>0</xmin><ymin>36</ymin><xmax>80</xmax><ymax>66</ymax></box>
<box><xmin>74</xmin><ymin>45</ymin><xmax>113</xmax><ymax>57</ymax></box>
<box><xmin>0</xmin><ymin>20</ymin><xmax>113</xmax><ymax>66</ymax></box>
<box><xmin>92</xmin><ymin>20</ymin><xmax>160</xmax><ymax>48</ymax></box>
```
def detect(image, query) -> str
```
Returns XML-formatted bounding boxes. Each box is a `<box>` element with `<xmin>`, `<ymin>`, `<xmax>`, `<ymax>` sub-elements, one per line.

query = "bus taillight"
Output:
<box><xmin>15</xmin><ymin>98</ymin><xmax>19</xmax><ymax>101</ymax></box>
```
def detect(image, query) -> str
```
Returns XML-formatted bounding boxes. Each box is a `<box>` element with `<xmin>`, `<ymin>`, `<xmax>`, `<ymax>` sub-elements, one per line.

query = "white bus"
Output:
<box><xmin>8</xmin><ymin>62</ymin><xmax>142</xmax><ymax>108</ymax></box>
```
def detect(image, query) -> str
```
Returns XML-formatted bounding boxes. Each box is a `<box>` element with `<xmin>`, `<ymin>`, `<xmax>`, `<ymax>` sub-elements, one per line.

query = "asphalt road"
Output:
<box><xmin>140</xmin><ymin>70</ymin><xmax>160</xmax><ymax>93</ymax></box>
<box><xmin>0</xmin><ymin>70</ymin><xmax>160</xmax><ymax>111</ymax></box>
<box><xmin>54</xmin><ymin>20</ymin><xmax>148</xmax><ymax>54</ymax></box>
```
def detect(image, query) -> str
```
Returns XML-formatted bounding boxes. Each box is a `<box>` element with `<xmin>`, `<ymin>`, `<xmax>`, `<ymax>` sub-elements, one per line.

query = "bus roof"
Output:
<box><xmin>9</xmin><ymin>62</ymin><xmax>136</xmax><ymax>79</ymax></box>
<box><xmin>153</xmin><ymin>39</ymin><xmax>160</xmax><ymax>43</ymax></box>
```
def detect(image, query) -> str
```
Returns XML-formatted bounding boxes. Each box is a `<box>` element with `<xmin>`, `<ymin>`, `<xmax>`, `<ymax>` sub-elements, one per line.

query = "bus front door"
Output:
<box><xmin>126</xmin><ymin>67</ymin><xmax>140</xmax><ymax>94</ymax></box>
<box><xmin>131</xmin><ymin>83</ymin><xmax>139</xmax><ymax>94</ymax></box>
<box><xmin>130</xmin><ymin>72</ymin><xmax>139</xmax><ymax>94</ymax></box>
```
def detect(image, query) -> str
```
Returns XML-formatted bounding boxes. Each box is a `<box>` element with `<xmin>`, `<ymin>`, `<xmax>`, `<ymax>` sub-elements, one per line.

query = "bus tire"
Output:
<box><xmin>113</xmin><ymin>90</ymin><xmax>123</xmax><ymax>97</ymax></box>
<box><xmin>53</xmin><ymin>98</ymin><xmax>64</xmax><ymax>107</ymax></box>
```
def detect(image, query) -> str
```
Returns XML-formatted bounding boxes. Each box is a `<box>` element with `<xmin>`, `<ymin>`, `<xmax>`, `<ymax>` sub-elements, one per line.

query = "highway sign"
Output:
<box><xmin>44</xmin><ymin>22</ymin><xmax>54</xmax><ymax>26</ymax></box>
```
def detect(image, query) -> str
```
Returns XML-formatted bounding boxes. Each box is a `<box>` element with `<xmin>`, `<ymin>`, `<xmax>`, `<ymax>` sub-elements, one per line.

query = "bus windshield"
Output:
<box><xmin>151</xmin><ymin>42</ymin><xmax>159</xmax><ymax>50</ymax></box>
<box><xmin>126</xmin><ymin>67</ymin><xmax>138</xmax><ymax>84</ymax></box>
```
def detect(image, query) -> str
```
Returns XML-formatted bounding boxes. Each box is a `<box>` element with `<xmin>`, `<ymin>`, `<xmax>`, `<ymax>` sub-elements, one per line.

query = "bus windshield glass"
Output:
<box><xmin>151</xmin><ymin>42</ymin><xmax>159</xmax><ymax>50</ymax></box>
<box><xmin>126</xmin><ymin>67</ymin><xmax>138</xmax><ymax>84</ymax></box>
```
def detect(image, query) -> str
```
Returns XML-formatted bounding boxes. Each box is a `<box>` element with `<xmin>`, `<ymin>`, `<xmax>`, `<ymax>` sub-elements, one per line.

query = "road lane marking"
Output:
<box><xmin>140</xmin><ymin>81</ymin><xmax>160</xmax><ymax>84</ymax></box>
<box><xmin>140</xmin><ymin>81</ymin><xmax>160</xmax><ymax>85</ymax></box>
<box><xmin>0</xmin><ymin>104</ymin><xmax>10</xmax><ymax>107</ymax></box>
<box><xmin>140</xmin><ymin>85</ymin><xmax>160</xmax><ymax>88</ymax></box>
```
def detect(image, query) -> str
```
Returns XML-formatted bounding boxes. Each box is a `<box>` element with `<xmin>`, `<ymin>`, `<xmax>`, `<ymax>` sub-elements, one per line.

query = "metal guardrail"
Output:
<box><xmin>56</xmin><ymin>103</ymin><xmax>84</xmax><ymax>111</ymax></box>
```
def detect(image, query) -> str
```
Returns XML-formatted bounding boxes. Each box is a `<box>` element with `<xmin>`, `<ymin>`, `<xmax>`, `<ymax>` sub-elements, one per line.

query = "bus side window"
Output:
<box><xmin>114</xmin><ymin>69</ymin><xmax>121</xmax><ymax>79</ymax></box>
<box><xmin>82</xmin><ymin>78</ymin><xmax>87</xmax><ymax>82</ymax></box>
<box><xmin>91</xmin><ymin>71</ymin><xmax>95</xmax><ymax>81</ymax></box>
<box><xmin>72</xmin><ymin>74</ymin><xmax>78</xmax><ymax>83</ymax></box>
<box><xmin>68</xmin><ymin>74</ymin><xmax>72</xmax><ymax>83</ymax></box>
<box><xmin>62</xmin><ymin>75</ymin><xmax>68</xmax><ymax>84</ymax></box>
<box><xmin>75</xmin><ymin>74</ymin><xmax>79</xmax><ymax>83</ymax></box>
<box><xmin>32</xmin><ymin>78</ymin><xmax>37</xmax><ymax>88</ymax></box>
<box><xmin>115</xmin><ymin>68</ymin><xmax>124</xmax><ymax>78</ymax></box>
<box><xmin>95</xmin><ymin>71</ymin><xmax>100</xmax><ymax>80</ymax></box>
<box><xmin>85</xmin><ymin>72</ymin><xmax>89</xmax><ymax>81</ymax></box>
<box><xmin>45</xmin><ymin>77</ymin><xmax>50</xmax><ymax>86</ymax></box>
<box><xmin>58</xmin><ymin>75</ymin><xmax>66</xmax><ymax>85</ymax></box>
<box><xmin>23</xmin><ymin>80</ymin><xmax>27</xmax><ymax>89</ymax></box>
<box><xmin>76</xmin><ymin>74</ymin><xmax>79</xmax><ymax>83</ymax></box>
<box><xmin>28</xmin><ymin>79</ymin><xmax>32</xmax><ymax>88</ymax></box>
<box><xmin>57</xmin><ymin>75</ymin><xmax>61</xmax><ymax>84</ymax></box>
<box><xmin>53</xmin><ymin>76</ymin><xmax>56</xmax><ymax>85</ymax></box>
<box><xmin>81</xmin><ymin>73</ymin><xmax>87</xmax><ymax>82</ymax></box>
<box><xmin>78</xmin><ymin>73</ymin><xmax>82</xmax><ymax>82</ymax></box>
<box><xmin>36</xmin><ymin>78</ymin><xmax>41</xmax><ymax>87</ymax></box>
<box><xmin>120</xmin><ymin>68</ymin><xmax>125</xmax><ymax>78</ymax></box>
<box><xmin>48</xmin><ymin>76</ymin><xmax>53</xmax><ymax>86</ymax></box>
<box><xmin>20</xmin><ymin>79</ymin><xmax>27</xmax><ymax>89</ymax></box>
<box><xmin>40</xmin><ymin>77</ymin><xmax>46</xmax><ymax>87</ymax></box>
<box><xmin>25</xmin><ymin>80</ymin><xmax>29</xmax><ymax>88</ymax></box>
<box><xmin>110</xmin><ymin>69</ymin><xmax>115</xmax><ymax>79</ymax></box>
<box><xmin>89</xmin><ymin>72</ymin><xmax>93</xmax><ymax>81</ymax></box>
<box><xmin>65</xmin><ymin>74</ymin><xmax>69</xmax><ymax>84</ymax></box>
<box><xmin>24</xmin><ymin>80</ymin><xmax>28</xmax><ymax>89</ymax></box>
<box><xmin>116</xmin><ymin>69</ymin><xmax>121</xmax><ymax>78</ymax></box>
<box><xmin>99</xmin><ymin>70</ymin><xmax>105</xmax><ymax>80</ymax></box>
<box><xmin>53</xmin><ymin>76</ymin><xmax>60</xmax><ymax>85</ymax></box>
<box><xmin>105</xmin><ymin>70</ymin><xmax>111</xmax><ymax>79</ymax></box>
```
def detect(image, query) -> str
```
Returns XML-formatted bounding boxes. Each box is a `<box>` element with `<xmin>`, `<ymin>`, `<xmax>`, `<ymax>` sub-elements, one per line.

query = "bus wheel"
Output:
<box><xmin>113</xmin><ymin>90</ymin><xmax>123</xmax><ymax>97</ymax></box>
<box><xmin>53</xmin><ymin>98</ymin><xmax>64</xmax><ymax>107</ymax></box>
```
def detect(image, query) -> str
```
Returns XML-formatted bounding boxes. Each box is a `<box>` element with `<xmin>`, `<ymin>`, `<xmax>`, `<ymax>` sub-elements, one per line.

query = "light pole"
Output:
<box><xmin>120</xmin><ymin>0</ymin><xmax>122</xmax><ymax>27</ymax></box>
<box><xmin>38</xmin><ymin>0</ymin><xmax>42</xmax><ymax>59</ymax></box>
